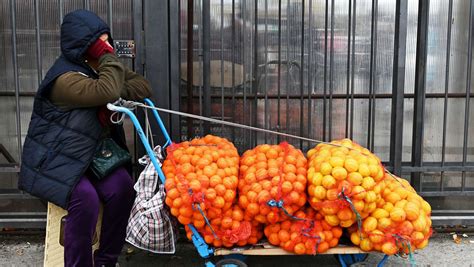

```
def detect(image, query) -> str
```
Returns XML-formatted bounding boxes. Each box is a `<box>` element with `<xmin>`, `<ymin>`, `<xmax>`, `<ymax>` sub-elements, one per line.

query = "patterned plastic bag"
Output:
<box><xmin>126</xmin><ymin>146</ymin><xmax>178</xmax><ymax>253</ymax></box>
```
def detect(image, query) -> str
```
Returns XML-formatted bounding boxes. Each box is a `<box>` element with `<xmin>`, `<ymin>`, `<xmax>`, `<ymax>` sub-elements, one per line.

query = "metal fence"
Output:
<box><xmin>0</xmin><ymin>0</ymin><xmax>473</xmax><ymax>227</ymax></box>
<box><xmin>175</xmin><ymin>0</ymin><xmax>474</xmax><ymax>223</ymax></box>
<box><xmin>0</xmin><ymin>0</ymin><xmax>136</xmax><ymax>227</ymax></box>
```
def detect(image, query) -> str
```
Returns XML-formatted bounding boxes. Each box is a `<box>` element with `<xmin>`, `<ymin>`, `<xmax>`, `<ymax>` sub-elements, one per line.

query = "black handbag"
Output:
<box><xmin>90</xmin><ymin>138</ymin><xmax>131</xmax><ymax>179</ymax></box>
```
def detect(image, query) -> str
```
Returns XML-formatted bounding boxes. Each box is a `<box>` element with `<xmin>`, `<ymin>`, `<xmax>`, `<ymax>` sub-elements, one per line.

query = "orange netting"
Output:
<box><xmin>348</xmin><ymin>173</ymin><xmax>432</xmax><ymax>257</ymax></box>
<box><xmin>238</xmin><ymin>142</ymin><xmax>308</xmax><ymax>224</ymax></box>
<box><xmin>162</xmin><ymin>134</ymin><xmax>432</xmax><ymax>257</ymax></box>
<box><xmin>307</xmin><ymin>139</ymin><xmax>385</xmax><ymax>228</ymax></box>
<box><xmin>163</xmin><ymin>135</ymin><xmax>239</xmax><ymax>229</ymax></box>
<box><xmin>264</xmin><ymin>207</ymin><xmax>342</xmax><ymax>255</ymax></box>
<box><xmin>184</xmin><ymin>205</ymin><xmax>264</xmax><ymax>247</ymax></box>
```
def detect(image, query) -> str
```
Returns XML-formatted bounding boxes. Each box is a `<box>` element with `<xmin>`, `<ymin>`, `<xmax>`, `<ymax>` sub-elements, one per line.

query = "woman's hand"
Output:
<box><xmin>86</xmin><ymin>34</ymin><xmax>114</xmax><ymax>60</ymax></box>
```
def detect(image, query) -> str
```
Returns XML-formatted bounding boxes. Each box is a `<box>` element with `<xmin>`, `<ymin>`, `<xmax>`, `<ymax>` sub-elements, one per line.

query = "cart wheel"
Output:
<box><xmin>215</xmin><ymin>258</ymin><xmax>248</xmax><ymax>267</ymax></box>
<box><xmin>336</xmin><ymin>254</ymin><xmax>369</xmax><ymax>267</ymax></box>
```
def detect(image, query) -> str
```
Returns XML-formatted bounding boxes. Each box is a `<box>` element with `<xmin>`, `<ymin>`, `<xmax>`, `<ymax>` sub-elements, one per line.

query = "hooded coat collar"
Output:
<box><xmin>60</xmin><ymin>9</ymin><xmax>111</xmax><ymax>64</ymax></box>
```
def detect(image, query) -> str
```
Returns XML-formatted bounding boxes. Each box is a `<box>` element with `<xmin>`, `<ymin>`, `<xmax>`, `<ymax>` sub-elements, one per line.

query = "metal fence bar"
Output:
<box><xmin>186</xmin><ymin>0</ymin><xmax>194</xmax><ymax>137</ymax></box>
<box><xmin>368</xmin><ymin>0</ymin><xmax>378</xmax><ymax>150</ymax></box>
<box><xmin>133</xmin><ymin>0</ymin><xmax>144</xmax><ymax>73</ymax></box>
<box><xmin>10</xmin><ymin>0</ymin><xmax>22</xmax><ymax>162</ymax></box>
<box><xmin>390</xmin><ymin>0</ymin><xmax>408</xmax><ymax>176</ymax></box>
<box><xmin>307</xmin><ymin>0</ymin><xmax>313</xmax><ymax>146</ymax></box>
<box><xmin>34</xmin><ymin>0</ymin><xmax>42</xmax><ymax>84</ymax></box>
<box><xmin>59</xmin><ymin>0</ymin><xmax>63</xmax><ymax>23</ymax></box>
<box><xmin>107</xmin><ymin>0</ymin><xmax>113</xmax><ymax>35</ymax></box>
<box><xmin>462</xmin><ymin>0</ymin><xmax>474</xmax><ymax>192</ymax></box>
<box><xmin>251</xmin><ymin>0</ymin><xmax>255</xmax><ymax>146</ymax></box>
<box><xmin>143</xmin><ymin>0</ymin><xmax>174</xmax><ymax>146</ymax></box>
<box><xmin>401</xmin><ymin>165</ymin><xmax>474</xmax><ymax>173</ymax></box>
<box><xmin>345</xmin><ymin>0</ymin><xmax>352</xmax><ymax>138</ymax></box>
<box><xmin>242</xmin><ymin>0</ymin><xmax>247</xmax><ymax>148</ymax></box>
<box><xmin>231</xmin><ymin>0</ymin><xmax>236</xmax><ymax>141</ymax></box>
<box><xmin>286</xmin><ymin>0</ymin><xmax>290</xmax><ymax>140</ymax></box>
<box><xmin>198</xmin><ymin>0</ymin><xmax>203</xmax><ymax>134</ymax></box>
<box><xmin>0</xmin><ymin>145</ymin><xmax>16</xmax><ymax>164</ymax></box>
<box><xmin>412</xmin><ymin>0</ymin><xmax>430</xmax><ymax>191</ymax></box>
<box><xmin>83</xmin><ymin>0</ymin><xmax>89</xmax><ymax>10</ymax></box>
<box><xmin>11</xmin><ymin>90</ymin><xmax>474</xmax><ymax>99</ymax></box>
<box><xmin>419</xmin><ymin>191</ymin><xmax>474</xmax><ymax>197</ymax></box>
<box><xmin>441</xmin><ymin>0</ymin><xmax>454</xmax><ymax>191</ymax></box>
<box><xmin>277</xmin><ymin>0</ymin><xmax>282</xmax><ymax>143</ymax></box>
<box><xmin>202</xmin><ymin>0</ymin><xmax>211</xmax><ymax>135</ymax></box>
<box><xmin>253</xmin><ymin>0</ymin><xmax>258</xmax><ymax>147</ymax></box>
<box><xmin>328</xmin><ymin>0</ymin><xmax>334</xmax><ymax>141</ymax></box>
<box><xmin>350</xmin><ymin>0</ymin><xmax>356</xmax><ymax>139</ymax></box>
<box><xmin>323</xmin><ymin>0</ymin><xmax>328</xmax><ymax>141</ymax></box>
<box><xmin>132</xmin><ymin>0</ymin><xmax>143</xmax><ymax>159</ymax></box>
<box><xmin>170</xmin><ymin>0</ymin><xmax>181</xmax><ymax>141</ymax></box>
<box><xmin>221</xmin><ymin>0</ymin><xmax>224</xmax><ymax>136</ymax></box>
<box><xmin>264</xmin><ymin>0</ymin><xmax>269</xmax><ymax>143</ymax></box>
<box><xmin>371</xmin><ymin>0</ymin><xmax>378</xmax><ymax>151</ymax></box>
<box><xmin>184</xmin><ymin>92</ymin><xmax>474</xmax><ymax>100</ymax></box>
<box><xmin>299</xmin><ymin>0</ymin><xmax>305</xmax><ymax>149</ymax></box>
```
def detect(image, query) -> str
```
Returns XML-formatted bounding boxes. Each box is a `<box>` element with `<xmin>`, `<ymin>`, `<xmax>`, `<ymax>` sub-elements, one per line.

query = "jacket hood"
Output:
<box><xmin>60</xmin><ymin>9</ymin><xmax>111</xmax><ymax>63</ymax></box>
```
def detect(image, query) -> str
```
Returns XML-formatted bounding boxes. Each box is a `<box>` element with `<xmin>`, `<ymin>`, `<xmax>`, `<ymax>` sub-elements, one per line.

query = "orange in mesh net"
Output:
<box><xmin>163</xmin><ymin>135</ymin><xmax>239</xmax><ymax>229</ymax></box>
<box><xmin>264</xmin><ymin>208</ymin><xmax>342</xmax><ymax>255</ymax></box>
<box><xmin>184</xmin><ymin>205</ymin><xmax>264</xmax><ymax>248</ymax></box>
<box><xmin>307</xmin><ymin>139</ymin><xmax>385</xmax><ymax>228</ymax></box>
<box><xmin>348</xmin><ymin>173</ymin><xmax>432</xmax><ymax>258</ymax></box>
<box><xmin>238</xmin><ymin>142</ymin><xmax>308</xmax><ymax>224</ymax></box>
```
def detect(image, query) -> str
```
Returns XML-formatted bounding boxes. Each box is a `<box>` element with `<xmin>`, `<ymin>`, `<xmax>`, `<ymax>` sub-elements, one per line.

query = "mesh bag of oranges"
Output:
<box><xmin>238</xmin><ymin>142</ymin><xmax>308</xmax><ymax>224</ymax></box>
<box><xmin>264</xmin><ymin>207</ymin><xmax>342</xmax><ymax>255</ymax></box>
<box><xmin>348</xmin><ymin>173</ymin><xmax>432</xmax><ymax>258</ymax></box>
<box><xmin>184</xmin><ymin>205</ymin><xmax>264</xmax><ymax>248</ymax></box>
<box><xmin>307</xmin><ymin>139</ymin><xmax>385</xmax><ymax>228</ymax></box>
<box><xmin>163</xmin><ymin>135</ymin><xmax>239</xmax><ymax>229</ymax></box>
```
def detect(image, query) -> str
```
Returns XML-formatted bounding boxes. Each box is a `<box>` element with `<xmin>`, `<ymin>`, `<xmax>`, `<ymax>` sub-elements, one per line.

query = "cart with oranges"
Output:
<box><xmin>108</xmin><ymin>99</ymin><xmax>428</xmax><ymax>267</ymax></box>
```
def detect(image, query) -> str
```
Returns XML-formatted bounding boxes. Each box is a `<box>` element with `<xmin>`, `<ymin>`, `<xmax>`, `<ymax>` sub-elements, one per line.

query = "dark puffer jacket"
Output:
<box><xmin>18</xmin><ymin>10</ymin><xmax>128</xmax><ymax>209</ymax></box>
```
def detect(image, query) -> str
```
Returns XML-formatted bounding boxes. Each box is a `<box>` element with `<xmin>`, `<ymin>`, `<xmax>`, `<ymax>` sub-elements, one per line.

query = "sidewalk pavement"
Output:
<box><xmin>1</xmin><ymin>232</ymin><xmax>473</xmax><ymax>266</ymax></box>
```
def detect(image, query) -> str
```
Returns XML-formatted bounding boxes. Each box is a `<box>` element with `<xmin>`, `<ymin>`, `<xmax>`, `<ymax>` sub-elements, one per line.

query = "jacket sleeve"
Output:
<box><xmin>49</xmin><ymin>54</ymin><xmax>125</xmax><ymax>109</ymax></box>
<box><xmin>121</xmin><ymin>67</ymin><xmax>152</xmax><ymax>101</ymax></box>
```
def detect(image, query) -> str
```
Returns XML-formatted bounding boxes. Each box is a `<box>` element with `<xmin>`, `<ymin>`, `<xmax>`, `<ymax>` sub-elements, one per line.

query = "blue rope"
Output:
<box><xmin>337</xmin><ymin>187</ymin><xmax>363</xmax><ymax>238</ymax></box>
<box><xmin>302</xmin><ymin>232</ymin><xmax>321</xmax><ymax>241</ymax></box>
<box><xmin>267</xmin><ymin>199</ymin><xmax>326</xmax><ymax>254</ymax></box>
<box><xmin>193</xmin><ymin>203</ymin><xmax>219</xmax><ymax>240</ymax></box>
<box><xmin>297</xmin><ymin>219</ymin><xmax>321</xmax><ymax>254</ymax></box>
<box><xmin>407</xmin><ymin>242</ymin><xmax>416</xmax><ymax>266</ymax></box>
<box><xmin>267</xmin><ymin>199</ymin><xmax>305</xmax><ymax>221</ymax></box>
<box><xmin>302</xmin><ymin>232</ymin><xmax>321</xmax><ymax>254</ymax></box>
<box><xmin>189</xmin><ymin>189</ymin><xmax>218</xmax><ymax>240</ymax></box>
<box><xmin>392</xmin><ymin>234</ymin><xmax>416</xmax><ymax>266</ymax></box>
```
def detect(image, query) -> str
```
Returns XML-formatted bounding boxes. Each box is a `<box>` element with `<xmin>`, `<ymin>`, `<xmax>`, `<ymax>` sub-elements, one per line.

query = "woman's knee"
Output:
<box><xmin>110</xmin><ymin>168</ymin><xmax>135</xmax><ymax>201</ymax></box>
<box><xmin>69</xmin><ymin>178</ymin><xmax>100</xmax><ymax>217</ymax></box>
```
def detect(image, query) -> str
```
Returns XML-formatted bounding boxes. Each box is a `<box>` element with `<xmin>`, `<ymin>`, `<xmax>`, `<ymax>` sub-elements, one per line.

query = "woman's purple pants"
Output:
<box><xmin>64</xmin><ymin>167</ymin><xmax>135</xmax><ymax>267</ymax></box>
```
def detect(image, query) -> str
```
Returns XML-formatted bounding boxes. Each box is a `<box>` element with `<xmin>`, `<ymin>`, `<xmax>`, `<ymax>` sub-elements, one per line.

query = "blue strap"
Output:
<box><xmin>377</xmin><ymin>254</ymin><xmax>390</xmax><ymax>267</ymax></box>
<box><xmin>302</xmin><ymin>232</ymin><xmax>321</xmax><ymax>253</ymax></box>
<box><xmin>407</xmin><ymin>243</ymin><xmax>416</xmax><ymax>266</ymax></box>
<box><xmin>188</xmin><ymin>188</ymin><xmax>218</xmax><ymax>240</ymax></box>
<box><xmin>338</xmin><ymin>187</ymin><xmax>363</xmax><ymax>238</ymax></box>
<box><xmin>193</xmin><ymin>202</ymin><xmax>219</xmax><ymax>240</ymax></box>
<box><xmin>267</xmin><ymin>199</ymin><xmax>305</xmax><ymax>221</ymax></box>
<box><xmin>301</xmin><ymin>232</ymin><xmax>321</xmax><ymax>241</ymax></box>
<box><xmin>268</xmin><ymin>199</ymin><xmax>324</xmax><ymax>254</ymax></box>
<box><xmin>392</xmin><ymin>234</ymin><xmax>416</xmax><ymax>266</ymax></box>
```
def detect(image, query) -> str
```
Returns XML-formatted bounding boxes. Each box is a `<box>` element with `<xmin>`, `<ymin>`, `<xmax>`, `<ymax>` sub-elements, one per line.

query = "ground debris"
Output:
<box><xmin>15</xmin><ymin>248</ymin><xmax>23</xmax><ymax>256</ymax></box>
<box><xmin>452</xmin><ymin>234</ymin><xmax>462</xmax><ymax>244</ymax></box>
